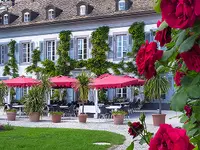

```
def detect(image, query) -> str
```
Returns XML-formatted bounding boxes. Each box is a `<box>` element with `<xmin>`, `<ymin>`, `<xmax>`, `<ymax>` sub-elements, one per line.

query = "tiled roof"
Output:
<box><xmin>0</xmin><ymin>0</ymin><xmax>154</xmax><ymax>28</ymax></box>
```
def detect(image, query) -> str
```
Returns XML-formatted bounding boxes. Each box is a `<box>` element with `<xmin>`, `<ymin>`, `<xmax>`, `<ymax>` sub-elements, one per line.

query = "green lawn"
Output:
<box><xmin>0</xmin><ymin>127</ymin><xmax>125</xmax><ymax>150</ymax></box>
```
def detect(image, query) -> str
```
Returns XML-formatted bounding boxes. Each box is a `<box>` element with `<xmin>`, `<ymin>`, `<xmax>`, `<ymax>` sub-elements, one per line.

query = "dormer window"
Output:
<box><xmin>118</xmin><ymin>0</ymin><xmax>125</xmax><ymax>11</ymax></box>
<box><xmin>48</xmin><ymin>9</ymin><xmax>55</xmax><ymax>19</ymax></box>
<box><xmin>45</xmin><ymin>5</ymin><xmax>62</xmax><ymax>20</ymax></box>
<box><xmin>80</xmin><ymin>5</ymin><xmax>86</xmax><ymax>16</ymax></box>
<box><xmin>24</xmin><ymin>12</ymin><xmax>30</xmax><ymax>22</ymax></box>
<box><xmin>0</xmin><ymin>11</ymin><xmax>18</xmax><ymax>25</ymax></box>
<box><xmin>77</xmin><ymin>2</ymin><xmax>93</xmax><ymax>16</ymax></box>
<box><xmin>115</xmin><ymin>0</ymin><xmax>132</xmax><ymax>11</ymax></box>
<box><xmin>3</xmin><ymin>14</ymin><xmax>8</xmax><ymax>25</ymax></box>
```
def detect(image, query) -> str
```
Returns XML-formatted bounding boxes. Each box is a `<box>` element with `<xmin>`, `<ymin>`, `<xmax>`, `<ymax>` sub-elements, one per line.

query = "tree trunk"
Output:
<box><xmin>82</xmin><ymin>102</ymin><xmax>84</xmax><ymax>114</ymax></box>
<box><xmin>159</xmin><ymin>99</ymin><xmax>162</xmax><ymax>114</ymax></box>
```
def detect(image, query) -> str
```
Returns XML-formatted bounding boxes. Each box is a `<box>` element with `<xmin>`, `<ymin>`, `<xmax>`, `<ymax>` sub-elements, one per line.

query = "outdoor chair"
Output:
<box><xmin>98</xmin><ymin>105</ymin><xmax>111</xmax><ymax>119</ymax></box>
<box><xmin>65</xmin><ymin>105</ymin><xmax>76</xmax><ymax>117</ymax></box>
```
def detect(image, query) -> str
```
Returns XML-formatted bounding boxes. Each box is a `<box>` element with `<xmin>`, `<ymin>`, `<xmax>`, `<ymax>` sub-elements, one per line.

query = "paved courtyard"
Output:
<box><xmin>0</xmin><ymin>110</ymin><xmax>182</xmax><ymax>150</ymax></box>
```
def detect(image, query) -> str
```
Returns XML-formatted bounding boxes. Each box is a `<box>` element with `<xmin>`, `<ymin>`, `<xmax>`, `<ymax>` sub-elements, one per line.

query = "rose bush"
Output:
<box><xmin>129</xmin><ymin>0</ymin><xmax>200</xmax><ymax>149</ymax></box>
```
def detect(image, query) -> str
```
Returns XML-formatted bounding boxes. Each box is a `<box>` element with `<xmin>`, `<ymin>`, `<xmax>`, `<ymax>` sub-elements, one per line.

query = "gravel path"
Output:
<box><xmin>0</xmin><ymin>110</ymin><xmax>182</xmax><ymax>150</ymax></box>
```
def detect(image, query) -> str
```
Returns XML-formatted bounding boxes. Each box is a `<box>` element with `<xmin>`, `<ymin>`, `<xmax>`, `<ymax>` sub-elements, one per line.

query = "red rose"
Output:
<box><xmin>184</xmin><ymin>105</ymin><xmax>192</xmax><ymax>118</ymax></box>
<box><xmin>180</xmin><ymin>45</ymin><xmax>200</xmax><ymax>72</ymax></box>
<box><xmin>136</xmin><ymin>41</ymin><xmax>163</xmax><ymax>79</ymax></box>
<box><xmin>161</xmin><ymin>0</ymin><xmax>200</xmax><ymax>29</ymax></box>
<box><xmin>155</xmin><ymin>20</ymin><xmax>172</xmax><ymax>47</ymax></box>
<box><xmin>128</xmin><ymin>122</ymin><xmax>144</xmax><ymax>138</ymax></box>
<box><xmin>149</xmin><ymin>124</ymin><xmax>195</xmax><ymax>150</ymax></box>
<box><xmin>174</xmin><ymin>71</ymin><xmax>185</xmax><ymax>86</ymax></box>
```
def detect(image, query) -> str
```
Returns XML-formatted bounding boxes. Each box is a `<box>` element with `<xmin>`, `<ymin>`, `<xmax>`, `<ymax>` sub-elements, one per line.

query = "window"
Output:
<box><xmin>116</xmin><ymin>88</ymin><xmax>127</xmax><ymax>98</ymax></box>
<box><xmin>48</xmin><ymin>9</ymin><xmax>55</xmax><ymax>19</ymax></box>
<box><xmin>77</xmin><ymin>38</ymin><xmax>87</xmax><ymax>60</ymax></box>
<box><xmin>80</xmin><ymin>5</ymin><xmax>86</xmax><ymax>16</ymax></box>
<box><xmin>118</xmin><ymin>0</ymin><xmax>126</xmax><ymax>11</ymax></box>
<box><xmin>22</xmin><ymin>43</ymin><xmax>31</xmax><ymax>63</ymax></box>
<box><xmin>0</xmin><ymin>45</ymin><xmax>5</xmax><ymax>64</ymax></box>
<box><xmin>46</xmin><ymin>40</ymin><xmax>56</xmax><ymax>61</ymax></box>
<box><xmin>24</xmin><ymin>12</ymin><xmax>30</xmax><ymax>22</ymax></box>
<box><xmin>21</xmin><ymin>88</ymin><xmax>28</xmax><ymax>97</ymax></box>
<box><xmin>116</xmin><ymin>35</ymin><xmax>128</xmax><ymax>58</ymax></box>
<box><xmin>3</xmin><ymin>14</ymin><xmax>8</xmax><ymax>25</ymax></box>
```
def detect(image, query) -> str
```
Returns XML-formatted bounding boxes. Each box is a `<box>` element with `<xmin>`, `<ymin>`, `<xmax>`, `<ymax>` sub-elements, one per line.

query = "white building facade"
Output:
<box><xmin>0</xmin><ymin>0</ymin><xmax>174</xmax><ymax>108</ymax></box>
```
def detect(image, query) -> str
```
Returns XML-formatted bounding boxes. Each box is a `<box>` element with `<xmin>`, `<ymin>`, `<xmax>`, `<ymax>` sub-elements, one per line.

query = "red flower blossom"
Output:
<box><xmin>155</xmin><ymin>20</ymin><xmax>172</xmax><ymax>47</ymax></box>
<box><xmin>161</xmin><ymin>0</ymin><xmax>200</xmax><ymax>29</ymax></box>
<box><xmin>136</xmin><ymin>41</ymin><xmax>163</xmax><ymax>79</ymax></box>
<box><xmin>184</xmin><ymin>105</ymin><xmax>192</xmax><ymax>118</ymax></box>
<box><xmin>174</xmin><ymin>71</ymin><xmax>185</xmax><ymax>86</ymax></box>
<box><xmin>180</xmin><ymin>45</ymin><xmax>200</xmax><ymax>72</ymax></box>
<box><xmin>128</xmin><ymin>122</ymin><xmax>144</xmax><ymax>138</ymax></box>
<box><xmin>149</xmin><ymin>124</ymin><xmax>195</xmax><ymax>150</ymax></box>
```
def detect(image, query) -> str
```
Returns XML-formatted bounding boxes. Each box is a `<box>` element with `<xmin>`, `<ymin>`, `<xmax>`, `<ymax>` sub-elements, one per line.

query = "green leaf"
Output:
<box><xmin>126</xmin><ymin>142</ymin><xmax>134</xmax><ymax>150</ymax></box>
<box><xmin>187</xmin><ymin>128</ymin><xmax>198</xmax><ymax>137</ymax></box>
<box><xmin>158</xmin><ymin>21</ymin><xmax>168</xmax><ymax>31</ymax></box>
<box><xmin>179</xmin><ymin>34</ymin><xmax>198</xmax><ymax>52</ymax></box>
<box><xmin>181</xmin><ymin>76</ymin><xmax>193</xmax><ymax>87</ymax></box>
<box><xmin>187</xmin><ymin>85</ymin><xmax>200</xmax><ymax>99</ymax></box>
<box><xmin>153</xmin><ymin>0</ymin><xmax>162</xmax><ymax>13</ymax></box>
<box><xmin>175</xmin><ymin>30</ymin><xmax>187</xmax><ymax>47</ymax></box>
<box><xmin>139</xmin><ymin>137</ymin><xmax>147</xmax><ymax>145</ymax></box>
<box><xmin>161</xmin><ymin>47</ymin><xmax>176</xmax><ymax>61</ymax></box>
<box><xmin>180</xmin><ymin>115</ymin><xmax>188</xmax><ymax>123</ymax></box>
<box><xmin>171</xmin><ymin>88</ymin><xmax>188</xmax><ymax>111</ymax></box>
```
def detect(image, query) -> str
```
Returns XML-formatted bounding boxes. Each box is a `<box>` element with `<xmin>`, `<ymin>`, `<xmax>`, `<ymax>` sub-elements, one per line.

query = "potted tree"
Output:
<box><xmin>74</xmin><ymin>72</ymin><xmax>90</xmax><ymax>123</ymax></box>
<box><xmin>144</xmin><ymin>75</ymin><xmax>170</xmax><ymax>126</ymax></box>
<box><xmin>50</xmin><ymin>111</ymin><xmax>63</xmax><ymax>123</ymax></box>
<box><xmin>6</xmin><ymin>109</ymin><xmax>17</xmax><ymax>121</ymax></box>
<box><xmin>112</xmin><ymin>110</ymin><xmax>127</xmax><ymax>125</ymax></box>
<box><xmin>24</xmin><ymin>86</ymin><xmax>45</xmax><ymax>122</ymax></box>
<box><xmin>24</xmin><ymin>75</ymin><xmax>51</xmax><ymax>122</ymax></box>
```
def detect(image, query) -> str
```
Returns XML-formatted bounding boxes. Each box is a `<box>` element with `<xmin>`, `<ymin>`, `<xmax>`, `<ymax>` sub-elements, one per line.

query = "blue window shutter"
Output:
<box><xmin>128</xmin><ymin>34</ymin><xmax>133</xmax><ymax>52</ymax></box>
<box><xmin>88</xmin><ymin>37</ymin><xmax>92</xmax><ymax>58</ymax></box>
<box><xmin>74</xmin><ymin>38</ymin><xmax>77</xmax><ymax>60</ymax></box>
<box><xmin>69</xmin><ymin>39</ymin><xmax>74</xmax><ymax>59</ymax></box>
<box><xmin>56</xmin><ymin>40</ymin><xmax>59</xmax><ymax>61</ymax></box>
<box><xmin>108</xmin><ymin>36</ymin><xmax>113</xmax><ymax>59</ymax></box>
<box><xmin>30</xmin><ymin>42</ymin><xmax>35</xmax><ymax>62</ymax></box>
<box><xmin>15</xmin><ymin>88</ymin><xmax>21</xmax><ymax>100</ymax></box>
<box><xmin>4</xmin><ymin>45</ymin><xmax>9</xmax><ymax>64</ymax></box>
<box><xmin>113</xmin><ymin>36</ymin><xmax>117</xmax><ymax>61</ymax></box>
<box><xmin>15</xmin><ymin>43</ymin><xmax>20</xmax><ymax>64</ymax></box>
<box><xmin>40</xmin><ymin>41</ymin><xmax>44</xmax><ymax>61</ymax></box>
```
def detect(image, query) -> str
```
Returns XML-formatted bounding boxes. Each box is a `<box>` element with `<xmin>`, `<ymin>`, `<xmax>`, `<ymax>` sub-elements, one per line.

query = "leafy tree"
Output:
<box><xmin>40</xmin><ymin>59</ymin><xmax>57</xmax><ymax>77</ymax></box>
<box><xmin>3</xmin><ymin>40</ymin><xmax>18</xmax><ymax>78</ymax></box>
<box><xmin>56</xmin><ymin>30</ymin><xmax>76</xmax><ymax>76</ymax></box>
<box><xmin>87</xmin><ymin>26</ymin><xmax>111</xmax><ymax>76</ymax></box>
<box><xmin>26</xmin><ymin>48</ymin><xmax>42</xmax><ymax>79</ymax></box>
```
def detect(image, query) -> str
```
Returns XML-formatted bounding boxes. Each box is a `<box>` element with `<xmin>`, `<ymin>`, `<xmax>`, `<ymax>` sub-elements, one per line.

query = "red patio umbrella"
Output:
<box><xmin>49</xmin><ymin>76</ymin><xmax>77</xmax><ymax>88</ymax></box>
<box><xmin>90</xmin><ymin>74</ymin><xmax>139</xmax><ymax>89</ymax></box>
<box><xmin>3</xmin><ymin>76</ymin><xmax>40</xmax><ymax>88</ymax></box>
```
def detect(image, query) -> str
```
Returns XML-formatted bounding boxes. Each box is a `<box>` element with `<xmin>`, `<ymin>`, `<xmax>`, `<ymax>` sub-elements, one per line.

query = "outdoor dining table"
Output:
<box><xmin>12</xmin><ymin>105</ymin><xmax>24</xmax><ymax>117</ymax></box>
<box><xmin>60</xmin><ymin>106</ymin><xmax>69</xmax><ymax>109</ymax></box>
<box><xmin>114</xmin><ymin>102</ymin><xmax>130</xmax><ymax>106</ymax></box>
<box><xmin>106</xmin><ymin>106</ymin><xmax>121</xmax><ymax>111</ymax></box>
